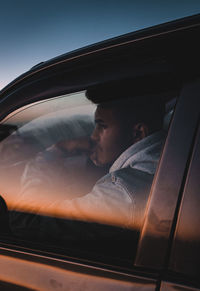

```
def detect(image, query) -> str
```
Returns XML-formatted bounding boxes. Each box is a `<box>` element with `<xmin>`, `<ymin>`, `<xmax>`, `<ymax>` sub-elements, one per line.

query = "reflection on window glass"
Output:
<box><xmin>0</xmin><ymin>83</ymin><xmax>174</xmax><ymax>263</ymax></box>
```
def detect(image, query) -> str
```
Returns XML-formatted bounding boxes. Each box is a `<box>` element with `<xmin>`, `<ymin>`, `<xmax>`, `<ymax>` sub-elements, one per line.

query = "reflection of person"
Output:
<box><xmin>10</xmin><ymin>81</ymin><xmax>166</xmax><ymax>241</ymax></box>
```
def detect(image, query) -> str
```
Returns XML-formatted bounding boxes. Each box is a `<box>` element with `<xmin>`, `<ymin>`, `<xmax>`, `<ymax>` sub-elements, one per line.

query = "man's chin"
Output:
<box><xmin>91</xmin><ymin>158</ymin><xmax>111</xmax><ymax>169</ymax></box>
<box><xmin>90</xmin><ymin>157</ymin><xmax>101</xmax><ymax>167</ymax></box>
<box><xmin>90</xmin><ymin>153</ymin><xmax>102</xmax><ymax>167</ymax></box>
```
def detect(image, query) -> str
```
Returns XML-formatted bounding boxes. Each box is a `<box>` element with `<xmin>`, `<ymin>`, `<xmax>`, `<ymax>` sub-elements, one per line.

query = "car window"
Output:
<box><xmin>0</xmin><ymin>85</ymin><xmax>175</xmax><ymax>266</ymax></box>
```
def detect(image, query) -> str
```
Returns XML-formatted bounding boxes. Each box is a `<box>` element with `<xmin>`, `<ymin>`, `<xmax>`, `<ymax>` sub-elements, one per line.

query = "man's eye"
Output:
<box><xmin>99</xmin><ymin>124</ymin><xmax>107</xmax><ymax>129</ymax></box>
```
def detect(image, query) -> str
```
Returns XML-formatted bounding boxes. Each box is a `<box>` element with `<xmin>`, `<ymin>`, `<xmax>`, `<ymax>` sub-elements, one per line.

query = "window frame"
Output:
<box><xmin>0</xmin><ymin>84</ymin><xmax>175</xmax><ymax>268</ymax></box>
<box><xmin>165</xmin><ymin>122</ymin><xmax>200</xmax><ymax>287</ymax></box>
<box><xmin>135</xmin><ymin>80</ymin><xmax>200</xmax><ymax>271</ymax></box>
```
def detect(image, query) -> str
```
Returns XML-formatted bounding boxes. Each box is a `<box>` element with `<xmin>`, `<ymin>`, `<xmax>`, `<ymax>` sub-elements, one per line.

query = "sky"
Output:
<box><xmin>1</xmin><ymin>0</ymin><xmax>200</xmax><ymax>90</ymax></box>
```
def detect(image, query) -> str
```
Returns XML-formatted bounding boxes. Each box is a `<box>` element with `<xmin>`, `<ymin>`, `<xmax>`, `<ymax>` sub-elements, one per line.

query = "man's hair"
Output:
<box><xmin>86</xmin><ymin>80</ymin><xmax>165</xmax><ymax>133</ymax></box>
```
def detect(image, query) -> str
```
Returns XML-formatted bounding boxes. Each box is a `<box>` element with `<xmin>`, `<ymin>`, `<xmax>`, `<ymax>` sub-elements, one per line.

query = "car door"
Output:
<box><xmin>0</xmin><ymin>84</ymin><xmax>198</xmax><ymax>291</ymax></box>
<box><xmin>0</xmin><ymin>20</ymin><xmax>200</xmax><ymax>290</ymax></box>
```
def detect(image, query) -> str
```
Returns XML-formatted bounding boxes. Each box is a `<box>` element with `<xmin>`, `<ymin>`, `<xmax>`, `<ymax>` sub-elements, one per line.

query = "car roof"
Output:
<box><xmin>0</xmin><ymin>13</ymin><xmax>200</xmax><ymax>96</ymax></box>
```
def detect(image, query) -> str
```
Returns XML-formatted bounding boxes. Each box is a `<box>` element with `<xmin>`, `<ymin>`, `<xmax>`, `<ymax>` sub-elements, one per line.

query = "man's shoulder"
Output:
<box><xmin>111</xmin><ymin>166</ymin><xmax>153</xmax><ymax>186</ymax></box>
<box><xmin>97</xmin><ymin>166</ymin><xmax>153</xmax><ymax>191</ymax></box>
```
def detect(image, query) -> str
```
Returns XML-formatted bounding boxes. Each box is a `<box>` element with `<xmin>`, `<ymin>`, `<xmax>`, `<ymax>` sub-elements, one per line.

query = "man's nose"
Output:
<box><xmin>91</xmin><ymin>127</ymin><xmax>99</xmax><ymax>142</ymax></box>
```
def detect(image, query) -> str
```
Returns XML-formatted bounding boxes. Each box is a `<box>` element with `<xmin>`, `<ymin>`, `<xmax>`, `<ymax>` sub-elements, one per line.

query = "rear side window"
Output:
<box><xmin>0</xmin><ymin>85</ymin><xmax>175</xmax><ymax>265</ymax></box>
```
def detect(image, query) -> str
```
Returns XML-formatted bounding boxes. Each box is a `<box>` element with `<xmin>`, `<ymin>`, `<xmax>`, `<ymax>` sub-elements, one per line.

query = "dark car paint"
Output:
<box><xmin>1</xmin><ymin>13</ymin><xmax>200</xmax><ymax>95</ymax></box>
<box><xmin>0</xmin><ymin>14</ymin><xmax>200</xmax><ymax>119</ymax></box>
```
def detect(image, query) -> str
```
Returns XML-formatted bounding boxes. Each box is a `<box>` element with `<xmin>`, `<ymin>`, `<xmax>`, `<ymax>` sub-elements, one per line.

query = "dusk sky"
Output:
<box><xmin>1</xmin><ymin>0</ymin><xmax>200</xmax><ymax>90</ymax></box>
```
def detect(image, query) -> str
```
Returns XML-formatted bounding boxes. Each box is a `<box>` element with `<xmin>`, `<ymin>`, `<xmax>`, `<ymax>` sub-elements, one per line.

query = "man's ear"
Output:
<box><xmin>132</xmin><ymin>123</ymin><xmax>149</xmax><ymax>143</ymax></box>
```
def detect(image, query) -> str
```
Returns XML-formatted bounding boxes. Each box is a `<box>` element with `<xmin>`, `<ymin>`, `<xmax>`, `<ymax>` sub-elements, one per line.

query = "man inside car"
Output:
<box><xmin>10</xmin><ymin>80</ymin><xmax>166</xmax><ymax>239</ymax></box>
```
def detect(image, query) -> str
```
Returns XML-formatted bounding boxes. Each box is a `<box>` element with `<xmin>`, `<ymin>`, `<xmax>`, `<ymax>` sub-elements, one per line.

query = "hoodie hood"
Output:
<box><xmin>109</xmin><ymin>130</ymin><xmax>166</xmax><ymax>174</ymax></box>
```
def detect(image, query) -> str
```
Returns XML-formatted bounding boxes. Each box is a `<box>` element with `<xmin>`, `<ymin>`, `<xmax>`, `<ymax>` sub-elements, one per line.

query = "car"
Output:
<box><xmin>0</xmin><ymin>13</ymin><xmax>200</xmax><ymax>291</ymax></box>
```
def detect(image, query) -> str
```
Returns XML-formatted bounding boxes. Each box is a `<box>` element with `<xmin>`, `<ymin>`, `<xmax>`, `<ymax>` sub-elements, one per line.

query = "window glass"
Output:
<box><xmin>0</xmin><ymin>84</ymin><xmax>174</xmax><ymax>265</ymax></box>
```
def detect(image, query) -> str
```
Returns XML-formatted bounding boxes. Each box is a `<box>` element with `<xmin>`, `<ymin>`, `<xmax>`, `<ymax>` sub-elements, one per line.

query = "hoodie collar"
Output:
<box><xmin>109</xmin><ymin>130</ymin><xmax>166</xmax><ymax>173</ymax></box>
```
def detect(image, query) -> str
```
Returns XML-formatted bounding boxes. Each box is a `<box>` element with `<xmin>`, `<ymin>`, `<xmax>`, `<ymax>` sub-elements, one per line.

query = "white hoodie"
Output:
<box><xmin>50</xmin><ymin>130</ymin><xmax>166</xmax><ymax>230</ymax></box>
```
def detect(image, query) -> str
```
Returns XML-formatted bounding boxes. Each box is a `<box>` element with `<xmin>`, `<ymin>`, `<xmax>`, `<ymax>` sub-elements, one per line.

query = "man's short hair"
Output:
<box><xmin>86</xmin><ymin>80</ymin><xmax>165</xmax><ymax>133</ymax></box>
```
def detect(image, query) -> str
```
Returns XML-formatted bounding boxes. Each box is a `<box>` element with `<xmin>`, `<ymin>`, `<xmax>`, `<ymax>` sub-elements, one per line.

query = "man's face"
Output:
<box><xmin>90</xmin><ymin>106</ymin><xmax>132</xmax><ymax>167</ymax></box>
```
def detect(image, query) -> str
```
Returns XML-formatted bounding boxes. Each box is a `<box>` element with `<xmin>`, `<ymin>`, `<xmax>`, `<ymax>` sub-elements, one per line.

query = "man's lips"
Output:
<box><xmin>89</xmin><ymin>145</ymin><xmax>99</xmax><ymax>160</ymax></box>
